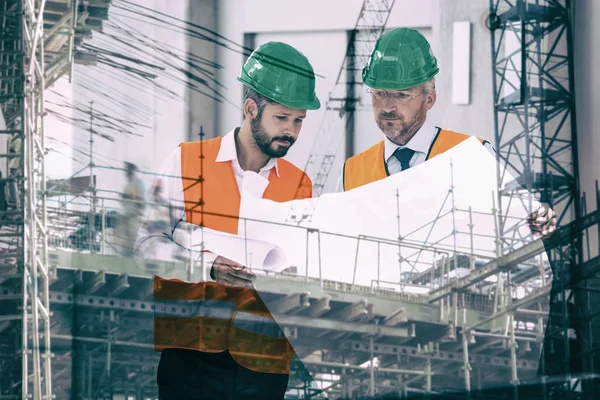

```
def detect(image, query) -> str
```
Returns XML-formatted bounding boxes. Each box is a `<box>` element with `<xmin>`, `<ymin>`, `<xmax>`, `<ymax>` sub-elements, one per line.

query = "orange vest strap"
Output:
<box><xmin>426</xmin><ymin>128</ymin><xmax>485</xmax><ymax>160</ymax></box>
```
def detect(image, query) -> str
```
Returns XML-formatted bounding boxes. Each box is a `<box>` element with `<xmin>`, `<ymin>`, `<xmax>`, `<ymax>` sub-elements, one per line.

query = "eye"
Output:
<box><xmin>295</xmin><ymin>119</ymin><xmax>303</xmax><ymax>124</ymax></box>
<box><xmin>276</xmin><ymin>116</ymin><xmax>287</xmax><ymax>121</ymax></box>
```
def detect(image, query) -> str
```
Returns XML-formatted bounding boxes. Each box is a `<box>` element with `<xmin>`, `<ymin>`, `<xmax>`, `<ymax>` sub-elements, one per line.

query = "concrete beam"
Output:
<box><xmin>48</xmin><ymin>290</ymin><xmax>409</xmax><ymax>338</ymax></box>
<box><xmin>339</xmin><ymin>338</ymin><xmax>538</xmax><ymax>371</ymax></box>
<box><xmin>384</xmin><ymin>307</ymin><xmax>407</xmax><ymax>326</ymax></box>
<box><xmin>329</xmin><ymin>299</ymin><xmax>369</xmax><ymax>322</ymax></box>
<box><xmin>276</xmin><ymin>314</ymin><xmax>409</xmax><ymax>339</ymax></box>
<box><xmin>106</xmin><ymin>273</ymin><xmax>129</xmax><ymax>297</ymax></box>
<box><xmin>267</xmin><ymin>292</ymin><xmax>310</xmax><ymax>314</ymax></box>
<box><xmin>301</xmin><ymin>295</ymin><xmax>331</xmax><ymax>317</ymax></box>
<box><xmin>79</xmin><ymin>270</ymin><xmax>105</xmax><ymax>295</ymax></box>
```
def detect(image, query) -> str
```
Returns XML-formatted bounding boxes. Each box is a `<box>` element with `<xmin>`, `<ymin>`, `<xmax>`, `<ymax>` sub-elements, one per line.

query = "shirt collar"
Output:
<box><xmin>384</xmin><ymin>119</ymin><xmax>438</xmax><ymax>162</ymax></box>
<box><xmin>216</xmin><ymin>127</ymin><xmax>279</xmax><ymax>177</ymax></box>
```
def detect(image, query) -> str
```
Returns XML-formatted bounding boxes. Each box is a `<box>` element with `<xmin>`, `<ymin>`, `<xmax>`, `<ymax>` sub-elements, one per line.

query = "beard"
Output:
<box><xmin>251</xmin><ymin>116</ymin><xmax>295</xmax><ymax>158</ymax></box>
<box><xmin>376</xmin><ymin>105</ymin><xmax>427</xmax><ymax>146</ymax></box>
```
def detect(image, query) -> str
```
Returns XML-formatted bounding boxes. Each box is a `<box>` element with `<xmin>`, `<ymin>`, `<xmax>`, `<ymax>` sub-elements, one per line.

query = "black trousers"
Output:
<box><xmin>157</xmin><ymin>348</ymin><xmax>289</xmax><ymax>400</ymax></box>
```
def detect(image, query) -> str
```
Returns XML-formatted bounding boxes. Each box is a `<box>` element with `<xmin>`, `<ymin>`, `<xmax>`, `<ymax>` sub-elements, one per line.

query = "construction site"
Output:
<box><xmin>1</xmin><ymin>0</ymin><xmax>600</xmax><ymax>399</ymax></box>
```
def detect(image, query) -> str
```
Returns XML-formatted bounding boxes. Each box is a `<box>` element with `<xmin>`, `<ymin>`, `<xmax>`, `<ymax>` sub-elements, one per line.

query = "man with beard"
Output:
<box><xmin>136</xmin><ymin>42</ymin><xmax>320</xmax><ymax>399</ymax></box>
<box><xmin>340</xmin><ymin>27</ymin><xmax>556</xmax><ymax>237</ymax></box>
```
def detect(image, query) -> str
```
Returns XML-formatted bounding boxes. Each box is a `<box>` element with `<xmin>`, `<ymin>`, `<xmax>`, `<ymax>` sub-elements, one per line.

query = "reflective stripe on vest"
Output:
<box><xmin>343</xmin><ymin>129</ymin><xmax>485</xmax><ymax>191</ymax></box>
<box><xmin>154</xmin><ymin>299</ymin><xmax>236</xmax><ymax>319</ymax></box>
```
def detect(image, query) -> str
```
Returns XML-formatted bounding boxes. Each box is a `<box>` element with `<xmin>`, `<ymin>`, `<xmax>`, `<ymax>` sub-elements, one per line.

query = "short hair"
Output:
<box><xmin>420</xmin><ymin>77</ymin><xmax>436</xmax><ymax>95</ymax></box>
<box><xmin>243</xmin><ymin>87</ymin><xmax>276</xmax><ymax>120</ymax></box>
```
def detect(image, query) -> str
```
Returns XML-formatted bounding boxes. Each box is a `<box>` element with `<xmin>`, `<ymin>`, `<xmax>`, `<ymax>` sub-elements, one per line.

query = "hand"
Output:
<box><xmin>211</xmin><ymin>256</ymin><xmax>256</xmax><ymax>288</ymax></box>
<box><xmin>527</xmin><ymin>203</ymin><xmax>557</xmax><ymax>239</ymax></box>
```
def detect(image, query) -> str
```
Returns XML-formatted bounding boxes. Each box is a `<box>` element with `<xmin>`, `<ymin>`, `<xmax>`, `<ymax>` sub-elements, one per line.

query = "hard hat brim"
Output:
<box><xmin>362</xmin><ymin>67</ymin><xmax>440</xmax><ymax>91</ymax></box>
<box><xmin>238</xmin><ymin>77</ymin><xmax>321</xmax><ymax>110</ymax></box>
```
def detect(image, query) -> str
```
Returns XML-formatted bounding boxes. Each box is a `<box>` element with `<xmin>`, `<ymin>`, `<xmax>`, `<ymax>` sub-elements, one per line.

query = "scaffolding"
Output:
<box><xmin>36</xmin><ymin>162</ymin><xmax>578</xmax><ymax>398</ymax></box>
<box><xmin>0</xmin><ymin>0</ymin><xmax>111</xmax><ymax>398</ymax></box>
<box><xmin>0</xmin><ymin>0</ymin><xmax>51</xmax><ymax>398</ymax></box>
<box><xmin>488</xmin><ymin>0</ymin><xmax>598</xmax><ymax>398</ymax></box>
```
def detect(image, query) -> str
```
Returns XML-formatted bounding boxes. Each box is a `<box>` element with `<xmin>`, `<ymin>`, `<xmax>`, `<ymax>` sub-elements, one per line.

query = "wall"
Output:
<box><xmin>187</xmin><ymin>0</ymin><xmax>219</xmax><ymax>140</ymax></box>
<box><xmin>433</xmin><ymin>0</ymin><xmax>494</xmax><ymax>142</ymax></box>
<box><xmin>574</xmin><ymin>0</ymin><xmax>600</xmax><ymax>256</ymax></box>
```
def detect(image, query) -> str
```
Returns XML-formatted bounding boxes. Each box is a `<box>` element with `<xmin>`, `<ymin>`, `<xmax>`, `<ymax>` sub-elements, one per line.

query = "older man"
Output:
<box><xmin>340</xmin><ymin>27</ymin><xmax>556</xmax><ymax>236</ymax></box>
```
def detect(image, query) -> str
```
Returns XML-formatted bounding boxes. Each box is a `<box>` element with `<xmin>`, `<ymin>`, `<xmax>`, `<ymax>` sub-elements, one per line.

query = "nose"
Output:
<box><xmin>283</xmin><ymin>120</ymin><xmax>299</xmax><ymax>137</ymax></box>
<box><xmin>382</xmin><ymin>96</ymin><xmax>397</xmax><ymax>113</ymax></box>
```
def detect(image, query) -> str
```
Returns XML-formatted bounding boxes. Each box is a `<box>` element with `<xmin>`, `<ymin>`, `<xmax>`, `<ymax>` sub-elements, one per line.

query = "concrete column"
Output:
<box><xmin>186</xmin><ymin>0</ymin><xmax>219</xmax><ymax>140</ymax></box>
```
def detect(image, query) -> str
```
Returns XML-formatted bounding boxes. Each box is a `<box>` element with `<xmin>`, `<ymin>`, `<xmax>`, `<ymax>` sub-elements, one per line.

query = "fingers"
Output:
<box><xmin>213</xmin><ymin>256</ymin><xmax>244</xmax><ymax>270</ymax></box>
<box><xmin>228</xmin><ymin>267</ymin><xmax>256</xmax><ymax>281</ymax></box>
<box><xmin>214</xmin><ymin>260</ymin><xmax>255</xmax><ymax>280</ymax></box>
<box><xmin>213</xmin><ymin>256</ymin><xmax>256</xmax><ymax>287</ymax></box>
<box><xmin>219</xmin><ymin>273</ymin><xmax>254</xmax><ymax>288</ymax></box>
<box><xmin>528</xmin><ymin>205</ymin><xmax>557</xmax><ymax>238</ymax></box>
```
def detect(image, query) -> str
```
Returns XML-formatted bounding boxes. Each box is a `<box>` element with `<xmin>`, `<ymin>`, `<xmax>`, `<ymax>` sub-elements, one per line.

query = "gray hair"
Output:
<box><xmin>420</xmin><ymin>77</ymin><xmax>436</xmax><ymax>95</ymax></box>
<box><xmin>243</xmin><ymin>87</ymin><xmax>276</xmax><ymax>120</ymax></box>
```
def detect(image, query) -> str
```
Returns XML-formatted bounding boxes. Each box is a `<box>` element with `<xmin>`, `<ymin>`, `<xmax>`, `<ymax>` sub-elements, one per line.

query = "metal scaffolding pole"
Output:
<box><xmin>0</xmin><ymin>0</ymin><xmax>53</xmax><ymax>398</ymax></box>
<box><xmin>22</xmin><ymin>0</ymin><xmax>51</xmax><ymax>398</ymax></box>
<box><xmin>0</xmin><ymin>0</ymin><xmax>50</xmax><ymax>398</ymax></box>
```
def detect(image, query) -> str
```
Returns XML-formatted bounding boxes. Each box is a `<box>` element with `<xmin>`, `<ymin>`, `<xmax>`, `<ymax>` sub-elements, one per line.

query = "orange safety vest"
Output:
<box><xmin>343</xmin><ymin>128</ymin><xmax>486</xmax><ymax>191</ymax></box>
<box><xmin>154</xmin><ymin>136</ymin><xmax>312</xmax><ymax>375</ymax></box>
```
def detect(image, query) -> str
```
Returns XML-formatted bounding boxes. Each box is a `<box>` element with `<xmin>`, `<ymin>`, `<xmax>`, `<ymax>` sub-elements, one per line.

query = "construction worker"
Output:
<box><xmin>119</xmin><ymin>162</ymin><xmax>146</xmax><ymax>257</ymax></box>
<box><xmin>136</xmin><ymin>42</ymin><xmax>320</xmax><ymax>400</ymax></box>
<box><xmin>340</xmin><ymin>27</ymin><xmax>557</xmax><ymax>397</ymax></box>
<box><xmin>340</xmin><ymin>27</ymin><xmax>556</xmax><ymax>237</ymax></box>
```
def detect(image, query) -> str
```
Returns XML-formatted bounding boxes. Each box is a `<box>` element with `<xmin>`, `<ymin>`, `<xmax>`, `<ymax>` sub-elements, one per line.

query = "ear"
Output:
<box><xmin>424</xmin><ymin>88</ymin><xmax>437</xmax><ymax>111</ymax></box>
<box><xmin>243</xmin><ymin>98</ymin><xmax>258</xmax><ymax>120</ymax></box>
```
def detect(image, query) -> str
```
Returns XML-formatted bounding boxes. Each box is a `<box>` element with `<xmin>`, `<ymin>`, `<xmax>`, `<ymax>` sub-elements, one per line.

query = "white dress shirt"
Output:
<box><xmin>135</xmin><ymin>128</ymin><xmax>279</xmax><ymax>279</ymax></box>
<box><xmin>335</xmin><ymin>120</ymin><xmax>494</xmax><ymax>192</ymax></box>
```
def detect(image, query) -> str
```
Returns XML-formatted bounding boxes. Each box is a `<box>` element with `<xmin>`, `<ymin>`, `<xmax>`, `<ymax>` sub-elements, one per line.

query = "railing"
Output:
<box><xmin>43</xmin><ymin>191</ymin><xmax>539</xmax><ymax>314</ymax></box>
<box><xmin>46</xmin><ymin>194</ymin><xmax>125</xmax><ymax>256</ymax></box>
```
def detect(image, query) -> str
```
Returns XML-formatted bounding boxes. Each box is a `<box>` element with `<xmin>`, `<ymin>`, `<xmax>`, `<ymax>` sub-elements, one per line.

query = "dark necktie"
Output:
<box><xmin>393</xmin><ymin>147</ymin><xmax>415</xmax><ymax>171</ymax></box>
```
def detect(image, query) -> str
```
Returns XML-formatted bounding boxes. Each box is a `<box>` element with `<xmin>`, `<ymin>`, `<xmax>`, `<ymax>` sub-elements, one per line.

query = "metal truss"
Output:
<box><xmin>488</xmin><ymin>0</ymin><xmax>594</xmax><ymax>398</ymax></box>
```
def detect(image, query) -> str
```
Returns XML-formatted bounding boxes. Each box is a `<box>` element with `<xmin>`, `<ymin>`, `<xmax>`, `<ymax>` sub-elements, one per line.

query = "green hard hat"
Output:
<box><xmin>362</xmin><ymin>28</ymin><xmax>439</xmax><ymax>90</ymax></box>
<box><xmin>238</xmin><ymin>42</ymin><xmax>321</xmax><ymax>110</ymax></box>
